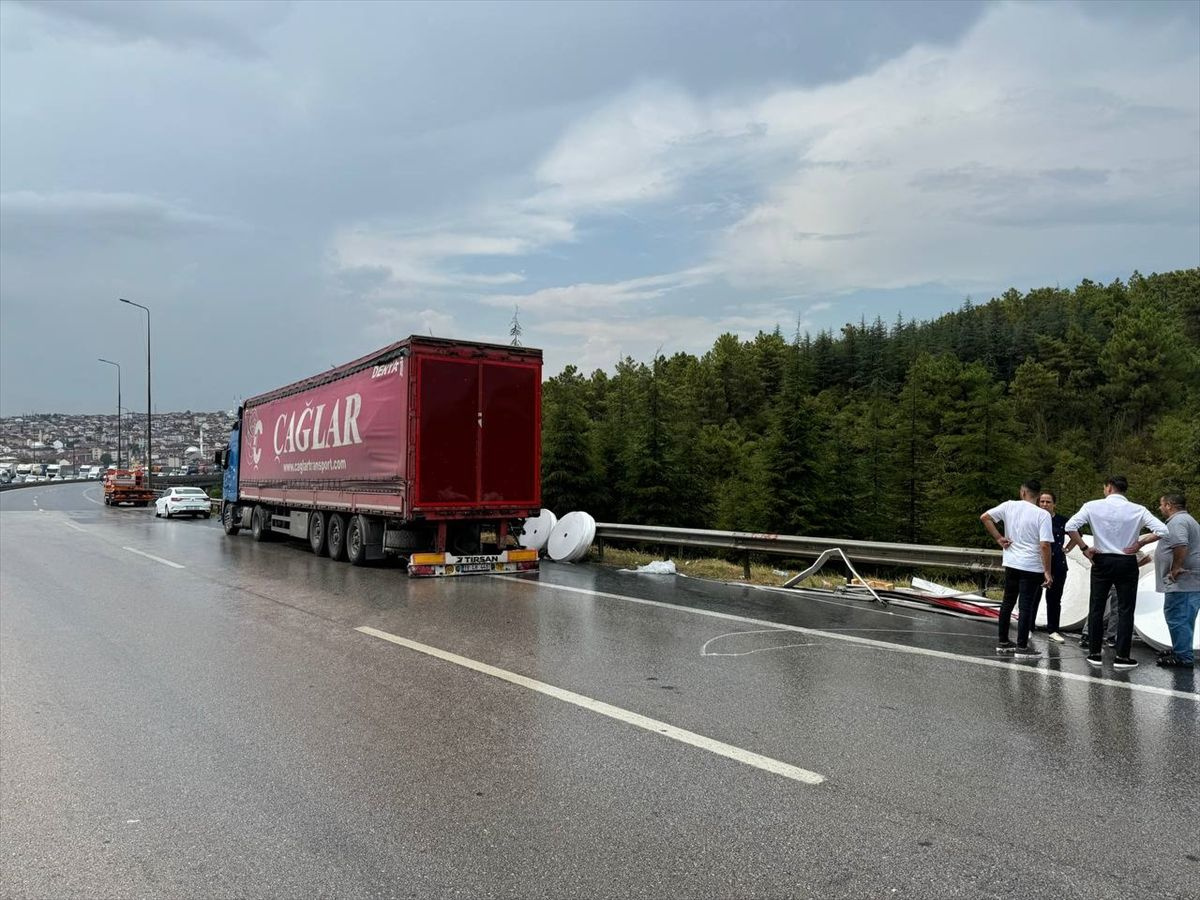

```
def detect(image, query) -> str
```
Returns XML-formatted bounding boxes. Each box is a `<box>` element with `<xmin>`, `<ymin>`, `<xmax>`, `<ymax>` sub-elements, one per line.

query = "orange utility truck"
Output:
<box><xmin>103</xmin><ymin>469</ymin><xmax>156</xmax><ymax>507</ymax></box>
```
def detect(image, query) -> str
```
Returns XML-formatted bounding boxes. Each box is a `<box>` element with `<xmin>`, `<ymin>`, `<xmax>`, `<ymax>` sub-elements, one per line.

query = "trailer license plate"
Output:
<box><xmin>459</xmin><ymin>563</ymin><xmax>496</xmax><ymax>573</ymax></box>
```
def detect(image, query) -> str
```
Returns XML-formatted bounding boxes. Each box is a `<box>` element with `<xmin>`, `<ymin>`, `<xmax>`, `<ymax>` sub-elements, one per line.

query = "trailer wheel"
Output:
<box><xmin>251</xmin><ymin>505</ymin><xmax>271</xmax><ymax>542</ymax></box>
<box><xmin>222</xmin><ymin>502</ymin><xmax>240</xmax><ymax>535</ymax></box>
<box><xmin>308</xmin><ymin>510</ymin><xmax>328</xmax><ymax>556</ymax></box>
<box><xmin>327</xmin><ymin>513</ymin><xmax>348</xmax><ymax>561</ymax></box>
<box><xmin>346</xmin><ymin>515</ymin><xmax>369</xmax><ymax>566</ymax></box>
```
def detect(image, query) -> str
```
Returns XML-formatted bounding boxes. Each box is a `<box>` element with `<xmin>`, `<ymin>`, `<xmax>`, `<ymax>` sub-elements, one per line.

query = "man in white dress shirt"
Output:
<box><xmin>981</xmin><ymin>480</ymin><xmax>1054</xmax><ymax>659</ymax></box>
<box><xmin>1065</xmin><ymin>475</ymin><xmax>1168</xmax><ymax>670</ymax></box>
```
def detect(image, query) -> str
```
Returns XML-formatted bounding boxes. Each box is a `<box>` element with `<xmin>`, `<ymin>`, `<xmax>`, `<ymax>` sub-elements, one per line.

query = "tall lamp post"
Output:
<box><xmin>97</xmin><ymin>358</ymin><xmax>122</xmax><ymax>469</ymax></box>
<box><xmin>119</xmin><ymin>298</ymin><xmax>151</xmax><ymax>487</ymax></box>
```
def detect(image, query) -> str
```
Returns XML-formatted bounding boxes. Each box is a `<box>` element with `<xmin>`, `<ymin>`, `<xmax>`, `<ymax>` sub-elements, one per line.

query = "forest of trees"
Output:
<box><xmin>540</xmin><ymin>269</ymin><xmax>1200</xmax><ymax>549</ymax></box>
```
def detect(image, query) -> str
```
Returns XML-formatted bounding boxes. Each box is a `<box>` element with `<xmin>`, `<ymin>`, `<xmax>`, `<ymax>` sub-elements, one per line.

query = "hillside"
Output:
<box><xmin>541</xmin><ymin>269</ymin><xmax>1200</xmax><ymax>547</ymax></box>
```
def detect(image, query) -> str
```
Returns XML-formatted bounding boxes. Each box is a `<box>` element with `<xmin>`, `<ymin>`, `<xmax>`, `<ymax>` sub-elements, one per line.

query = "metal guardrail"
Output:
<box><xmin>0</xmin><ymin>474</ymin><xmax>220</xmax><ymax>493</ymax></box>
<box><xmin>594</xmin><ymin>522</ymin><xmax>1004</xmax><ymax>576</ymax></box>
<box><xmin>0</xmin><ymin>477</ymin><xmax>93</xmax><ymax>492</ymax></box>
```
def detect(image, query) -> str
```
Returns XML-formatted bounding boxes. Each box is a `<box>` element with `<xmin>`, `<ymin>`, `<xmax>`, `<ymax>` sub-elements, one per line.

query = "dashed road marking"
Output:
<box><xmin>122</xmin><ymin>547</ymin><xmax>185</xmax><ymax>569</ymax></box>
<box><xmin>355</xmin><ymin>625</ymin><xmax>826</xmax><ymax>786</ymax></box>
<box><xmin>62</xmin><ymin>521</ymin><xmax>87</xmax><ymax>533</ymax></box>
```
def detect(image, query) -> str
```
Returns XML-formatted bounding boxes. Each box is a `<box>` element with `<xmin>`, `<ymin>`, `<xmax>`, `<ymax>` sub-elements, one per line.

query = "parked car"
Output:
<box><xmin>155</xmin><ymin>487</ymin><xmax>212</xmax><ymax>519</ymax></box>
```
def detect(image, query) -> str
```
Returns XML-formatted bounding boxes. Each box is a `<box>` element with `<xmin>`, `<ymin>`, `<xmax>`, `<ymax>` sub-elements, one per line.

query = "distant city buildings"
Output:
<box><xmin>0</xmin><ymin>410</ymin><xmax>236</xmax><ymax>471</ymax></box>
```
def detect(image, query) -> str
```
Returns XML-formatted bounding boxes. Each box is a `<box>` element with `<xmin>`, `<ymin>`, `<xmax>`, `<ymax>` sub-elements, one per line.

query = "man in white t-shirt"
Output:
<box><xmin>981</xmin><ymin>480</ymin><xmax>1054</xmax><ymax>658</ymax></box>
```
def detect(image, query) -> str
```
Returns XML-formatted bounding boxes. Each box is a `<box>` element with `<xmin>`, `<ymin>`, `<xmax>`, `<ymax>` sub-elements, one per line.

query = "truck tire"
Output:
<box><xmin>308</xmin><ymin>510</ymin><xmax>328</xmax><ymax>556</ymax></box>
<box><xmin>346</xmin><ymin>515</ymin><xmax>369</xmax><ymax>566</ymax></box>
<box><xmin>327</xmin><ymin>513</ymin><xmax>348</xmax><ymax>561</ymax></box>
<box><xmin>222</xmin><ymin>502</ymin><xmax>240</xmax><ymax>535</ymax></box>
<box><xmin>251</xmin><ymin>505</ymin><xmax>271</xmax><ymax>542</ymax></box>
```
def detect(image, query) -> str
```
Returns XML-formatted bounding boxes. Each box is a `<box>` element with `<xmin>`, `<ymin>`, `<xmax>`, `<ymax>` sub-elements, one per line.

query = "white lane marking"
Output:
<box><xmin>62</xmin><ymin>521</ymin><xmax>87</xmax><ymax>533</ymax></box>
<box><xmin>82</xmin><ymin>488</ymin><xmax>103</xmax><ymax>505</ymax></box>
<box><xmin>493</xmin><ymin>577</ymin><xmax>1199</xmax><ymax>703</ymax></box>
<box><xmin>122</xmin><ymin>547</ymin><xmax>185</xmax><ymax>569</ymax></box>
<box><xmin>355</xmin><ymin>625</ymin><xmax>825</xmax><ymax>786</ymax></box>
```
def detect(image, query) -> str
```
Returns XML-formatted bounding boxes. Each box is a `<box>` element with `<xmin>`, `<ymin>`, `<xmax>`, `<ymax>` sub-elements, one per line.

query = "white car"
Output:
<box><xmin>155</xmin><ymin>486</ymin><xmax>212</xmax><ymax>519</ymax></box>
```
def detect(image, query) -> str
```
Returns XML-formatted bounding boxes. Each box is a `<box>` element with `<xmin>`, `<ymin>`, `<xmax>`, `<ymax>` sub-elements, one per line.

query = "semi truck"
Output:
<box><xmin>216</xmin><ymin>336</ymin><xmax>542</xmax><ymax>576</ymax></box>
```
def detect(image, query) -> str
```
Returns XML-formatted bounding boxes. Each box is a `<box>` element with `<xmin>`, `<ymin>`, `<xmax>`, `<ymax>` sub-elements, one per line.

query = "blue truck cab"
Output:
<box><xmin>216</xmin><ymin>417</ymin><xmax>241</xmax><ymax>533</ymax></box>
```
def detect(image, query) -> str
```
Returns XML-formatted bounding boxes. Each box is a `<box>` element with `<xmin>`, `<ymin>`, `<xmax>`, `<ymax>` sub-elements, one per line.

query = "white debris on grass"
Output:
<box><xmin>619</xmin><ymin>560</ymin><xmax>677</xmax><ymax>575</ymax></box>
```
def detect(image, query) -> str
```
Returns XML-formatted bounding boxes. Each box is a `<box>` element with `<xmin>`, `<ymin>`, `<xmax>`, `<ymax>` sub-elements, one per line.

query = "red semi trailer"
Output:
<box><xmin>215</xmin><ymin>336</ymin><xmax>542</xmax><ymax>575</ymax></box>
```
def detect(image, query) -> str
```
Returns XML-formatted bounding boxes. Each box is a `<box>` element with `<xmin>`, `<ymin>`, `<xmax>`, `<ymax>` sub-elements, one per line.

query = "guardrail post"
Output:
<box><xmin>596</xmin><ymin>537</ymin><xmax>605</xmax><ymax>562</ymax></box>
<box><xmin>742</xmin><ymin>551</ymin><xmax>751</xmax><ymax>580</ymax></box>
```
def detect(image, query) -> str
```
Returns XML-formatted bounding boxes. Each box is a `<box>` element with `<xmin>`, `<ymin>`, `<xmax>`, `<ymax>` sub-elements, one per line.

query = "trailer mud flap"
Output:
<box><xmin>362</xmin><ymin>516</ymin><xmax>387</xmax><ymax>561</ymax></box>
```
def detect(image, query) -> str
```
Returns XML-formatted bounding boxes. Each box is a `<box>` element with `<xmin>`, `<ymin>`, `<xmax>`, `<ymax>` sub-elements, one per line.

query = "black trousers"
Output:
<box><xmin>1037</xmin><ymin>559</ymin><xmax>1068</xmax><ymax>633</ymax></box>
<box><xmin>1000</xmin><ymin>567</ymin><xmax>1043</xmax><ymax>646</ymax></box>
<box><xmin>1088</xmin><ymin>554</ymin><xmax>1138</xmax><ymax>657</ymax></box>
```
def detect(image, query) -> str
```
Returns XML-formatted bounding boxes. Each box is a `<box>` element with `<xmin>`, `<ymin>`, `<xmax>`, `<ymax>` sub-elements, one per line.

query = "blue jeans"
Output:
<box><xmin>1163</xmin><ymin>591</ymin><xmax>1200</xmax><ymax>662</ymax></box>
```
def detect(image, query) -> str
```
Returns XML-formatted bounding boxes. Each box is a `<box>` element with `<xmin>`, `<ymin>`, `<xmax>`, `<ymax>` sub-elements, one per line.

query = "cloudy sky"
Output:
<box><xmin>1</xmin><ymin>0</ymin><xmax>1197</xmax><ymax>416</ymax></box>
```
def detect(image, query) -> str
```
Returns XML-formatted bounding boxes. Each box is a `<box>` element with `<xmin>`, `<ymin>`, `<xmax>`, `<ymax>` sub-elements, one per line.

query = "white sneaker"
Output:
<box><xmin>1047</xmin><ymin>632</ymin><xmax>1066</xmax><ymax>644</ymax></box>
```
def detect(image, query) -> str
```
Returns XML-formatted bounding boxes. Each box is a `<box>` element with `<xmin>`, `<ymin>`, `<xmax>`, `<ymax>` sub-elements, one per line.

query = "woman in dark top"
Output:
<box><xmin>1036</xmin><ymin>491</ymin><xmax>1070</xmax><ymax>642</ymax></box>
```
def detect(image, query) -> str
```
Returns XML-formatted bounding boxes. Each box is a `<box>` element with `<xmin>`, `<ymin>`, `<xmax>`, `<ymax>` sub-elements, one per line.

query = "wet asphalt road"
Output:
<box><xmin>2</xmin><ymin>482</ymin><xmax>1197</xmax><ymax>899</ymax></box>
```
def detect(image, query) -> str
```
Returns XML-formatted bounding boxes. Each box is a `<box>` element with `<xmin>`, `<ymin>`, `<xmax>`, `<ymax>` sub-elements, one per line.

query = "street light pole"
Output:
<box><xmin>119</xmin><ymin>298</ymin><xmax>151</xmax><ymax>488</ymax></box>
<box><xmin>97</xmin><ymin>358</ymin><xmax>122</xmax><ymax>469</ymax></box>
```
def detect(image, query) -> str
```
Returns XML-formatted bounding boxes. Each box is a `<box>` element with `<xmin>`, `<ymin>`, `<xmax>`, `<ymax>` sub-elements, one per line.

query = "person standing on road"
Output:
<box><xmin>1035</xmin><ymin>491</ymin><xmax>1079</xmax><ymax>643</ymax></box>
<box><xmin>1065</xmin><ymin>476</ymin><xmax>1168</xmax><ymax>671</ymax></box>
<box><xmin>1129</xmin><ymin>494</ymin><xmax>1199</xmax><ymax>667</ymax></box>
<box><xmin>981</xmin><ymin>480</ymin><xmax>1054</xmax><ymax>659</ymax></box>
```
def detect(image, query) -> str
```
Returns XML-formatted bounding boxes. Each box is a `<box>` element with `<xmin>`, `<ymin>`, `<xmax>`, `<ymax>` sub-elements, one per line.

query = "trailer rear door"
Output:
<box><xmin>480</xmin><ymin>362</ymin><xmax>537</xmax><ymax>503</ymax></box>
<box><xmin>415</xmin><ymin>357</ymin><xmax>478</xmax><ymax>505</ymax></box>
<box><xmin>414</xmin><ymin>353</ymin><xmax>539</xmax><ymax>510</ymax></box>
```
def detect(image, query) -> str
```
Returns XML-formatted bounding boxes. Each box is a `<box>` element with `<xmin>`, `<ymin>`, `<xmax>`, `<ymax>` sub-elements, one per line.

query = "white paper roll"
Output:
<box><xmin>1134</xmin><ymin>569</ymin><xmax>1200</xmax><ymax>653</ymax></box>
<box><xmin>519</xmin><ymin>509</ymin><xmax>557</xmax><ymax>552</ymax></box>
<box><xmin>548</xmin><ymin>511</ymin><xmax>595</xmax><ymax>563</ymax></box>
<box><xmin>1034</xmin><ymin>536</ymin><xmax>1092</xmax><ymax>630</ymax></box>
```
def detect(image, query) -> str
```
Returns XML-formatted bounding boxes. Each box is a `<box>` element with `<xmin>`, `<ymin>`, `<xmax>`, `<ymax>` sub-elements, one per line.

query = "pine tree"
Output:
<box><xmin>540</xmin><ymin>366</ymin><xmax>597</xmax><ymax>514</ymax></box>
